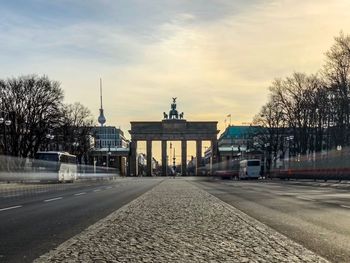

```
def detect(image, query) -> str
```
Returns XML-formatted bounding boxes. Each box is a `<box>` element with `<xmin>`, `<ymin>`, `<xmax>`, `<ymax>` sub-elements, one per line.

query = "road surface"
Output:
<box><xmin>0</xmin><ymin>178</ymin><xmax>163</xmax><ymax>263</ymax></box>
<box><xmin>2</xmin><ymin>177</ymin><xmax>350</xmax><ymax>262</ymax></box>
<box><xmin>193</xmin><ymin>179</ymin><xmax>350</xmax><ymax>263</ymax></box>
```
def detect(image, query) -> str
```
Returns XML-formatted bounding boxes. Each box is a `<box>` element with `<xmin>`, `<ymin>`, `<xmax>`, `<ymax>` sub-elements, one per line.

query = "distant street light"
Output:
<box><xmin>264</xmin><ymin>142</ymin><xmax>270</xmax><ymax>177</ymax></box>
<box><xmin>231</xmin><ymin>145</ymin><xmax>234</xmax><ymax>169</ymax></box>
<box><xmin>46</xmin><ymin>131</ymin><xmax>55</xmax><ymax>151</ymax></box>
<box><xmin>285</xmin><ymin>136</ymin><xmax>294</xmax><ymax>169</ymax></box>
<box><xmin>0</xmin><ymin>111</ymin><xmax>13</xmax><ymax>155</ymax></box>
<box><xmin>106</xmin><ymin>141</ymin><xmax>111</xmax><ymax>170</ymax></box>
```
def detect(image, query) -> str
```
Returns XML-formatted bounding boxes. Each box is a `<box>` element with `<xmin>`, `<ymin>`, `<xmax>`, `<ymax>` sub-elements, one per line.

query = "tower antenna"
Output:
<box><xmin>98</xmin><ymin>77</ymin><xmax>106</xmax><ymax>126</ymax></box>
<box><xmin>100</xmin><ymin>78</ymin><xmax>103</xmax><ymax>108</ymax></box>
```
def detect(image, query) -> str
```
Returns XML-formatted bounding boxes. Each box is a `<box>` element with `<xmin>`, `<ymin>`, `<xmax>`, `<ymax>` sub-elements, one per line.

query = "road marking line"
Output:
<box><xmin>340</xmin><ymin>205</ymin><xmax>350</xmax><ymax>209</ymax></box>
<box><xmin>93</xmin><ymin>189</ymin><xmax>102</xmax><ymax>192</ymax></box>
<box><xmin>3</xmin><ymin>194</ymin><xmax>21</xmax><ymax>198</ymax></box>
<box><xmin>297</xmin><ymin>196</ymin><xmax>315</xmax><ymax>202</ymax></box>
<box><xmin>74</xmin><ymin>192</ymin><xmax>86</xmax><ymax>196</ymax></box>
<box><xmin>44</xmin><ymin>197</ymin><xmax>63</xmax><ymax>202</ymax></box>
<box><xmin>105</xmin><ymin>186</ymin><xmax>113</xmax><ymax>189</ymax></box>
<box><xmin>0</xmin><ymin>205</ymin><xmax>22</xmax><ymax>212</ymax></box>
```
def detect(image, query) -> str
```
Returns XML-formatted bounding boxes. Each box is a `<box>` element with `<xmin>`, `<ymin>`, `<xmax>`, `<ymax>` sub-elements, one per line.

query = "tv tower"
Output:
<box><xmin>98</xmin><ymin>78</ymin><xmax>106</xmax><ymax>126</ymax></box>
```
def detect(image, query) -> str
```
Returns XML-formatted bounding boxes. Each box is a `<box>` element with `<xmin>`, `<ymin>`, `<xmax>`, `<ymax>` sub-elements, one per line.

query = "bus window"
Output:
<box><xmin>35</xmin><ymin>153</ymin><xmax>59</xmax><ymax>162</ymax></box>
<box><xmin>247</xmin><ymin>160</ymin><xmax>260</xmax><ymax>166</ymax></box>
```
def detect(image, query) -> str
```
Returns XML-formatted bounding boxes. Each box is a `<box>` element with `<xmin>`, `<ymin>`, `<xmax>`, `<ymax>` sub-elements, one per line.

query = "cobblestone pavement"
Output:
<box><xmin>35</xmin><ymin>179</ymin><xmax>329</xmax><ymax>263</ymax></box>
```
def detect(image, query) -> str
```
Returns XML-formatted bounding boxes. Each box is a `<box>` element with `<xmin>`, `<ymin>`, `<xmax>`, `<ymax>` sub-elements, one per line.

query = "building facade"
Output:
<box><xmin>92</xmin><ymin>126</ymin><xmax>128</xmax><ymax>149</ymax></box>
<box><xmin>216</xmin><ymin>125</ymin><xmax>263</xmax><ymax>170</ymax></box>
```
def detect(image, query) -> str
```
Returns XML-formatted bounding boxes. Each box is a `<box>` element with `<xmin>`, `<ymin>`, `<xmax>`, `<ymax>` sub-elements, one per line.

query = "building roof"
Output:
<box><xmin>219</xmin><ymin>125</ymin><xmax>261</xmax><ymax>140</ymax></box>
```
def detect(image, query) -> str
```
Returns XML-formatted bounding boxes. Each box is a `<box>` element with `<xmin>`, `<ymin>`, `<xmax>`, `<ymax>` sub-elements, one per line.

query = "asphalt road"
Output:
<box><xmin>193</xmin><ymin>179</ymin><xmax>350</xmax><ymax>263</ymax></box>
<box><xmin>0</xmin><ymin>178</ymin><xmax>163</xmax><ymax>263</ymax></box>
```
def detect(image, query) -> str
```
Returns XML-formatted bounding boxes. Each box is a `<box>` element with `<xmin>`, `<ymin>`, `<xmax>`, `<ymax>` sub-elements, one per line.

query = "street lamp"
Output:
<box><xmin>285</xmin><ymin>136</ymin><xmax>294</xmax><ymax>169</ymax></box>
<box><xmin>0</xmin><ymin>113</ymin><xmax>12</xmax><ymax>126</ymax></box>
<box><xmin>72</xmin><ymin>141</ymin><xmax>79</xmax><ymax>156</ymax></box>
<box><xmin>106</xmin><ymin>141</ymin><xmax>111</xmax><ymax>170</ymax></box>
<box><xmin>46</xmin><ymin>132</ymin><xmax>55</xmax><ymax>151</ymax></box>
<box><xmin>231</xmin><ymin>145</ymin><xmax>234</xmax><ymax>170</ymax></box>
<box><xmin>0</xmin><ymin>111</ymin><xmax>13</xmax><ymax>155</ymax></box>
<box><xmin>172</xmin><ymin>147</ymin><xmax>176</xmax><ymax>176</ymax></box>
<box><xmin>264</xmin><ymin>143</ymin><xmax>270</xmax><ymax>178</ymax></box>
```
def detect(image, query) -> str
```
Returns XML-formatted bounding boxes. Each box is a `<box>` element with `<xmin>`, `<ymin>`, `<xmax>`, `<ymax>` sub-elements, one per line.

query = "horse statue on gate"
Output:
<box><xmin>163</xmin><ymin>97</ymin><xmax>185</xmax><ymax>120</ymax></box>
<box><xmin>169</xmin><ymin>97</ymin><xmax>178</xmax><ymax>119</ymax></box>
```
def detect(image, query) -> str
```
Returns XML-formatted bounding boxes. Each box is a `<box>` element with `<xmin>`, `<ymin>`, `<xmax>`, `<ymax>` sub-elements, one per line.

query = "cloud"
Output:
<box><xmin>1</xmin><ymin>0</ymin><xmax>350</xmax><ymax>138</ymax></box>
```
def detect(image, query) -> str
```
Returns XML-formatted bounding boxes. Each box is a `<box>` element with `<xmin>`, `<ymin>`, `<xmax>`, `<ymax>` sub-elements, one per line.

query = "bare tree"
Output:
<box><xmin>54</xmin><ymin>102</ymin><xmax>94</xmax><ymax>163</ymax></box>
<box><xmin>323</xmin><ymin>31</ymin><xmax>350</xmax><ymax>146</ymax></box>
<box><xmin>0</xmin><ymin>75</ymin><xmax>63</xmax><ymax>158</ymax></box>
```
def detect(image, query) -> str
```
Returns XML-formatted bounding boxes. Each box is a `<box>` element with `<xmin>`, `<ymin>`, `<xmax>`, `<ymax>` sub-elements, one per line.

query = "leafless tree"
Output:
<box><xmin>255</xmin><ymin>32</ymin><xmax>350</xmax><ymax>161</ymax></box>
<box><xmin>0</xmin><ymin>75</ymin><xmax>63</xmax><ymax>158</ymax></box>
<box><xmin>323</xmin><ymin>31</ymin><xmax>350</xmax><ymax>146</ymax></box>
<box><xmin>54</xmin><ymin>102</ymin><xmax>94</xmax><ymax>163</ymax></box>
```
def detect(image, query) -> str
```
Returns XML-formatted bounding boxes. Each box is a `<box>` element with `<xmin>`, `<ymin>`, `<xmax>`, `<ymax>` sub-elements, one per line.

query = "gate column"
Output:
<box><xmin>161</xmin><ymin>140</ymin><xmax>167</xmax><ymax>176</ymax></box>
<box><xmin>146</xmin><ymin>140</ymin><xmax>152</xmax><ymax>176</ymax></box>
<box><xmin>196</xmin><ymin>140</ymin><xmax>202</xmax><ymax>175</ymax></box>
<box><xmin>181</xmin><ymin>140</ymin><xmax>187</xmax><ymax>176</ymax></box>
<box><xmin>130</xmin><ymin>140</ymin><xmax>137</xmax><ymax>176</ymax></box>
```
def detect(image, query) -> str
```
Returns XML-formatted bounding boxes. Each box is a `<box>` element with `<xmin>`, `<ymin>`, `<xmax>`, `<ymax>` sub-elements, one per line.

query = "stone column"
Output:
<box><xmin>181</xmin><ymin>140</ymin><xmax>187</xmax><ymax>176</ymax></box>
<box><xmin>146</xmin><ymin>140</ymin><xmax>152</xmax><ymax>176</ymax></box>
<box><xmin>130</xmin><ymin>140</ymin><xmax>137</xmax><ymax>176</ymax></box>
<box><xmin>161</xmin><ymin>140</ymin><xmax>167</xmax><ymax>176</ymax></box>
<box><xmin>211</xmin><ymin>139</ymin><xmax>218</xmax><ymax>175</ymax></box>
<box><xmin>196</xmin><ymin>140</ymin><xmax>202</xmax><ymax>175</ymax></box>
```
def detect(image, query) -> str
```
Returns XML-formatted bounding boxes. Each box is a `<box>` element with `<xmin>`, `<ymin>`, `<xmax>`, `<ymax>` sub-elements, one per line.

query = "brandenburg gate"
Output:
<box><xmin>129</xmin><ymin>98</ymin><xmax>219</xmax><ymax>176</ymax></box>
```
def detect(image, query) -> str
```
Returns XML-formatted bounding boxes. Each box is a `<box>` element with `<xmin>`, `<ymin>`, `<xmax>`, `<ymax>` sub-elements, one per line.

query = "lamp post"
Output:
<box><xmin>0</xmin><ymin>111</ymin><xmax>13</xmax><ymax>171</ymax></box>
<box><xmin>285</xmin><ymin>135</ymin><xmax>294</xmax><ymax>169</ymax></box>
<box><xmin>169</xmin><ymin>142</ymin><xmax>172</xmax><ymax>176</ymax></box>
<box><xmin>0</xmin><ymin>111</ymin><xmax>12</xmax><ymax>155</ymax></box>
<box><xmin>230</xmin><ymin>145</ymin><xmax>234</xmax><ymax>170</ymax></box>
<box><xmin>107</xmin><ymin>141</ymin><xmax>111</xmax><ymax>170</ymax></box>
<box><xmin>264</xmin><ymin>143</ymin><xmax>270</xmax><ymax>178</ymax></box>
<box><xmin>172</xmin><ymin>147</ymin><xmax>176</xmax><ymax>176</ymax></box>
<box><xmin>72</xmin><ymin>141</ymin><xmax>79</xmax><ymax>152</ymax></box>
<box><xmin>46</xmin><ymin>132</ymin><xmax>55</xmax><ymax>151</ymax></box>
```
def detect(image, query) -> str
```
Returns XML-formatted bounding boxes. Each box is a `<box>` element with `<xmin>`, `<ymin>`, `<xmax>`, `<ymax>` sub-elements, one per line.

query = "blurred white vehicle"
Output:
<box><xmin>239</xmin><ymin>159</ymin><xmax>261</xmax><ymax>179</ymax></box>
<box><xmin>33</xmin><ymin>151</ymin><xmax>77</xmax><ymax>182</ymax></box>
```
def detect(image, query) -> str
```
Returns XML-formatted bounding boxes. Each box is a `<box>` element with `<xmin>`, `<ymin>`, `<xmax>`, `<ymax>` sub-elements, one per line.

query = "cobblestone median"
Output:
<box><xmin>35</xmin><ymin>179</ymin><xmax>328</xmax><ymax>263</ymax></box>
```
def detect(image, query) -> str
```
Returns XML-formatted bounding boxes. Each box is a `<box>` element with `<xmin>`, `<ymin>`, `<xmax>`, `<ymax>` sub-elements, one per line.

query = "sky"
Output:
<box><xmin>1</xmin><ymin>0</ymin><xmax>350</xmax><ymax>141</ymax></box>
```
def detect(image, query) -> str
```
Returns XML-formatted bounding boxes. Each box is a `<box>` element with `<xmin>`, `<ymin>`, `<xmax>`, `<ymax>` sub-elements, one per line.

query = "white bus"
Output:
<box><xmin>239</xmin><ymin>159</ymin><xmax>261</xmax><ymax>179</ymax></box>
<box><xmin>33</xmin><ymin>151</ymin><xmax>77</xmax><ymax>182</ymax></box>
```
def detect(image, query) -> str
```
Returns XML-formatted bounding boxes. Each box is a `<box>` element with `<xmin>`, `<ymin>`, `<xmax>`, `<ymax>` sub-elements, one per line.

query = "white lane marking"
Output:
<box><xmin>3</xmin><ymin>194</ymin><xmax>21</xmax><ymax>198</ymax></box>
<box><xmin>74</xmin><ymin>192</ymin><xmax>86</xmax><ymax>196</ymax></box>
<box><xmin>93</xmin><ymin>189</ymin><xmax>102</xmax><ymax>192</ymax></box>
<box><xmin>44</xmin><ymin>197</ymin><xmax>63</xmax><ymax>202</ymax></box>
<box><xmin>297</xmin><ymin>196</ymin><xmax>315</xmax><ymax>202</ymax></box>
<box><xmin>105</xmin><ymin>186</ymin><xmax>113</xmax><ymax>189</ymax></box>
<box><xmin>0</xmin><ymin>205</ymin><xmax>22</xmax><ymax>212</ymax></box>
<box><xmin>340</xmin><ymin>205</ymin><xmax>350</xmax><ymax>209</ymax></box>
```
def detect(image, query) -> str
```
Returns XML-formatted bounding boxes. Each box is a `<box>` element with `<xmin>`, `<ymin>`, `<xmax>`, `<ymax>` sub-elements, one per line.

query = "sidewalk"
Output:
<box><xmin>35</xmin><ymin>179</ymin><xmax>328</xmax><ymax>263</ymax></box>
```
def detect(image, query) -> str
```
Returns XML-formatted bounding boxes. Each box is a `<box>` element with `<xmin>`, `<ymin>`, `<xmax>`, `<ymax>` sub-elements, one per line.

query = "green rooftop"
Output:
<box><xmin>220</xmin><ymin>125</ymin><xmax>261</xmax><ymax>139</ymax></box>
